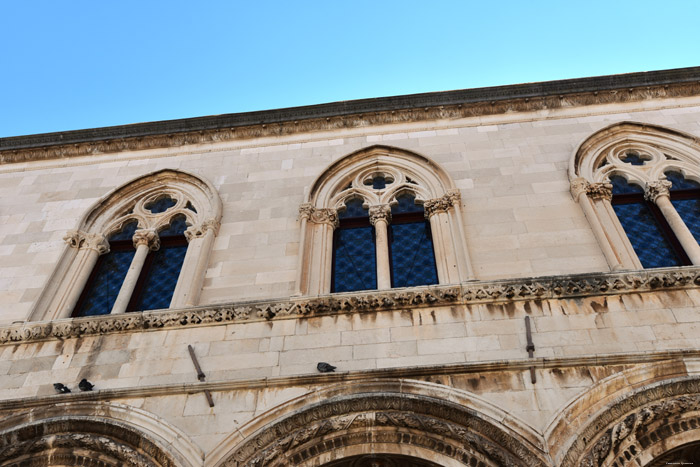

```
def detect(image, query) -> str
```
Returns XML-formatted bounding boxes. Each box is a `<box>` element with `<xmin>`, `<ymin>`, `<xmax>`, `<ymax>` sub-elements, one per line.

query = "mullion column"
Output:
<box><xmin>369</xmin><ymin>204</ymin><xmax>392</xmax><ymax>290</ymax></box>
<box><xmin>111</xmin><ymin>229</ymin><xmax>160</xmax><ymax>314</ymax></box>
<box><xmin>645</xmin><ymin>180</ymin><xmax>700</xmax><ymax>265</ymax></box>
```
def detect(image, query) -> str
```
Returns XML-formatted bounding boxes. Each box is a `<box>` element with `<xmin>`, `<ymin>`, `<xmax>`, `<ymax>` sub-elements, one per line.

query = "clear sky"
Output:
<box><xmin>1</xmin><ymin>1</ymin><xmax>699</xmax><ymax>138</ymax></box>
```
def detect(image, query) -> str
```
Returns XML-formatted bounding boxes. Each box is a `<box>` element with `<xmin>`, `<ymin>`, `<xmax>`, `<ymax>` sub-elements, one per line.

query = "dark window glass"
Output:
<box><xmin>333</xmin><ymin>199</ymin><xmax>376</xmax><ymax>292</ymax></box>
<box><xmin>72</xmin><ymin>221</ymin><xmax>138</xmax><ymax>317</ymax></box>
<box><xmin>145</xmin><ymin>195</ymin><xmax>177</xmax><ymax>214</ymax></box>
<box><xmin>666</xmin><ymin>171</ymin><xmax>700</xmax><ymax>244</ymax></box>
<box><xmin>610</xmin><ymin>175</ymin><xmax>684</xmax><ymax>268</ymax></box>
<box><xmin>390</xmin><ymin>194</ymin><xmax>438</xmax><ymax>287</ymax></box>
<box><xmin>128</xmin><ymin>215</ymin><xmax>188</xmax><ymax>312</ymax></box>
<box><xmin>621</xmin><ymin>153</ymin><xmax>648</xmax><ymax>166</ymax></box>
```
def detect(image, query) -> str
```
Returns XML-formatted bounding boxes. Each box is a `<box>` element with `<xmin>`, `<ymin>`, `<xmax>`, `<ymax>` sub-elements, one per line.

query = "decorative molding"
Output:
<box><xmin>586</xmin><ymin>182</ymin><xmax>613</xmax><ymax>201</ymax></box>
<box><xmin>562</xmin><ymin>378</ymin><xmax>700</xmax><ymax>467</ymax></box>
<box><xmin>4</xmin><ymin>72</ymin><xmax>700</xmax><ymax>165</ymax></box>
<box><xmin>3</xmin><ymin>266</ymin><xmax>700</xmax><ymax>346</ymax></box>
<box><xmin>82</xmin><ymin>233</ymin><xmax>110</xmax><ymax>254</ymax></box>
<box><xmin>220</xmin><ymin>392</ymin><xmax>547</xmax><ymax>467</ymax></box>
<box><xmin>644</xmin><ymin>180</ymin><xmax>673</xmax><ymax>202</ymax></box>
<box><xmin>184</xmin><ymin>218</ymin><xmax>220</xmax><ymax>241</ymax></box>
<box><xmin>570</xmin><ymin>178</ymin><xmax>589</xmax><ymax>200</ymax></box>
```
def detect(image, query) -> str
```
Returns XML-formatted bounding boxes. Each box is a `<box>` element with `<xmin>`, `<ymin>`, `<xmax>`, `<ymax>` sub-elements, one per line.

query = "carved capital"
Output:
<box><xmin>644</xmin><ymin>180</ymin><xmax>672</xmax><ymax>202</ymax></box>
<box><xmin>586</xmin><ymin>182</ymin><xmax>613</xmax><ymax>201</ymax></box>
<box><xmin>309</xmin><ymin>208</ymin><xmax>339</xmax><ymax>228</ymax></box>
<box><xmin>369</xmin><ymin>204</ymin><xmax>391</xmax><ymax>225</ymax></box>
<box><xmin>83</xmin><ymin>233</ymin><xmax>110</xmax><ymax>255</ymax></box>
<box><xmin>133</xmin><ymin>229</ymin><xmax>160</xmax><ymax>250</ymax></box>
<box><xmin>63</xmin><ymin>230</ymin><xmax>85</xmax><ymax>249</ymax></box>
<box><xmin>298</xmin><ymin>203</ymin><xmax>314</xmax><ymax>220</ymax></box>
<box><xmin>424</xmin><ymin>192</ymin><xmax>458</xmax><ymax>217</ymax></box>
<box><xmin>184</xmin><ymin>218</ymin><xmax>220</xmax><ymax>241</ymax></box>
<box><xmin>570</xmin><ymin>178</ymin><xmax>590</xmax><ymax>200</ymax></box>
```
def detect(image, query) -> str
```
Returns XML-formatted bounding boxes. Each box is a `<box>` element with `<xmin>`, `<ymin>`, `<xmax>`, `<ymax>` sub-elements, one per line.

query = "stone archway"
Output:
<box><xmin>211</xmin><ymin>380</ymin><xmax>548</xmax><ymax>467</ymax></box>
<box><xmin>559</xmin><ymin>376</ymin><xmax>700</xmax><ymax>466</ymax></box>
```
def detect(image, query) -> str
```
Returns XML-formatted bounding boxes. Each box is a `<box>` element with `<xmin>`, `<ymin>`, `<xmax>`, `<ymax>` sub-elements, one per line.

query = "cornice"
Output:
<box><xmin>2</xmin><ymin>266</ymin><xmax>700</xmax><ymax>346</ymax></box>
<box><xmin>2</xmin><ymin>67</ymin><xmax>700</xmax><ymax>165</ymax></box>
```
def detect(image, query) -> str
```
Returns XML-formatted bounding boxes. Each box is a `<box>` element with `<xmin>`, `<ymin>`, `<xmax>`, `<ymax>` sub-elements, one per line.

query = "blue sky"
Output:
<box><xmin>1</xmin><ymin>1</ymin><xmax>699</xmax><ymax>138</ymax></box>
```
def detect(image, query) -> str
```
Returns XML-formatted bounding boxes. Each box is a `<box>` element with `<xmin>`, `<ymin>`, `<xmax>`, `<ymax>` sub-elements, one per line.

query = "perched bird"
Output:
<box><xmin>317</xmin><ymin>362</ymin><xmax>336</xmax><ymax>373</ymax></box>
<box><xmin>53</xmin><ymin>383</ymin><xmax>71</xmax><ymax>394</ymax></box>
<box><xmin>78</xmin><ymin>379</ymin><xmax>94</xmax><ymax>391</ymax></box>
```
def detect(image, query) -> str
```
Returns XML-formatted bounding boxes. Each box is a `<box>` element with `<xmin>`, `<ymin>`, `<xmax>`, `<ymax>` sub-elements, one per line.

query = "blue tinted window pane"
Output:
<box><xmin>621</xmin><ymin>153</ymin><xmax>647</xmax><ymax>166</ymax></box>
<box><xmin>109</xmin><ymin>221</ymin><xmax>138</xmax><ymax>241</ymax></box>
<box><xmin>666</xmin><ymin>172</ymin><xmax>700</xmax><ymax>190</ymax></box>
<box><xmin>612</xmin><ymin>203</ymin><xmax>681</xmax><ymax>268</ymax></box>
<box><xmin>333</xmin><ymin>226</ymin><xmax>377</xmax><ymax>292</ymax></box>
<box><xmin>74</xmin><ymin>249</ymin><xmax>135</xmax><ymax>317</ymax></box>
<box><xmin>610</xmin><ymin>175</ymin><xmax>643</xmax><ymax>194</ymax></box>
<box><xmin>134</xmin><ymin>244</ymin><xmax>188</xmax><ymax>311</ymax></box>
<box><xmin>672</xmin><ymin>198</ymin><xmax>700</xmax><ymax>244</ymax></box>
<box><xmin>339</xmin><ymin>198</ymin><xmax>368</xmax><ymax>219</ymax></box>
<box><xmin>390</xmin><ymin>222</ymin><xmax>438</xmax><ymax>287</ymax></box>
<box><xmin>145</xmin><ymin>196</ymin><xmax>177</xmax><ymax>214</ymax></box>
<box><xmin>159</xmin><ymin>215</ymin><xmax>188</xmax><ymax>237</ymax></box>
<box><xmin>372</xmin><ymin>176</ymin><xmax>386</xmax><ymax>189</ymax></box>
<box><xmin>392</xmin><ymin>194</ymin><xmax>423</xmax><ymax>214</ymax></box>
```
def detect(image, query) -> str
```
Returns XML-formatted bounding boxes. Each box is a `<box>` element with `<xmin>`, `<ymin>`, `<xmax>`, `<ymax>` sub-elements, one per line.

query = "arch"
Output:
<box><xmin>0</xmin><ymin>401</ymin><xmax>202</xmax><ymax>467</ymax></box>
<box><xmin>297</xmin><ymin>145</ymin><xmax>473</xmax><ymax>295</ymax></box>
<box><xmin>30</xmin><ymin>169</ymin><xmax>223</xmax><ymax>321</ymax></box>
<box><xmin>569</xmin><ymin>122</ymin><xmax>700</xmax><ymax>270</ymax></box>
<box><xmin>543</xmin><ymin>360</ymin><xmax>700</xmax><ymax>466</ymax></box>
<box><xmin>208</xmin><ymin>379</ymin><xmax>548</xmax><ymax>467</ymax></box>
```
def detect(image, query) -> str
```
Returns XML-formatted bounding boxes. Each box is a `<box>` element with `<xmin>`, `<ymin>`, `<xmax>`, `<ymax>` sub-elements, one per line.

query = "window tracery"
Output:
<box><xmin>297</xmin><ymin>145</ymin><xmax>473</xmax><ymax>295</ymax></box>
<box><xmin>571</xmin><ymin>122</ymin><xmax>700</xmax><ymax>270</ymax></box>
<box><xmin>31</xmin><ymin>169</ymin><xmax>222</xmax><ymax>321</ymax></box>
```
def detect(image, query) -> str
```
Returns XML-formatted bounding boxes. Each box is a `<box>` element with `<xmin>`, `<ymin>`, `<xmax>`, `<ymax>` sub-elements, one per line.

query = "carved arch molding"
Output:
<box><xmin>219</xmin><ymin>391</ymin><xmax>548</xmax><ymax>467</ymax></box>
<box><xmin>561</xmin><ymin>377</ymin><xmax>700</xmax><ymax>467</ymax></box>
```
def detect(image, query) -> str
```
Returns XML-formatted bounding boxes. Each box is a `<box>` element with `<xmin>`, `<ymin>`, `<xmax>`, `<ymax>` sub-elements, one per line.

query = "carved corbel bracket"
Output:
<box><xmin>83</xmin><ymin>233</ymin><xmax>110</xmax><ymax>255</ymax></box>
<box><xmin>570</xmin><ymin>178</ymin><xmax>590</xmax><ymax>201</ymax></box>
<box><xmin>586</xmin><ymin>182</ymin><xmax>613</xmax><ymax>201</ymax></box>
<box><xmin>184</xmin><ymin>218</ymin><xmax>221</xmax><ymax>241</ymax></box>
<box><xmin>423</xmin><ymin>191</ymin><xmax>460</xmax><ymax>218</ymax></box>
<box><xmin>63</xmin><ymin>230</ymin><xmax>86</xmax><ymax>249</ymax></box>
<box><xmin>308</xmin><ymin>207</ymin><xmax>339</xmax><ymax>228</ymax></box>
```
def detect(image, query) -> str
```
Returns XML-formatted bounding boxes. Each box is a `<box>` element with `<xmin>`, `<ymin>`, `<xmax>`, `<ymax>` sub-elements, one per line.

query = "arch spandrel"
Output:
<box><xmin>207</xmin><ymin>379</ymin><xmax>548</xmax><ymax>467</ymax></box>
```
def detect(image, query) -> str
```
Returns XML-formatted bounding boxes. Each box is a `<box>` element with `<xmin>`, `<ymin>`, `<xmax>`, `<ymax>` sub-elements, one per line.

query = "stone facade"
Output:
<box><xmin>1</xmin><ymin>68</ymin><xmax>700</xmax><ymax>466</ymax></box>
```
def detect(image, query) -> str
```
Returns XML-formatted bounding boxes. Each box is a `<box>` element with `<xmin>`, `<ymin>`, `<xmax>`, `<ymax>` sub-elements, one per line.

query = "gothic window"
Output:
<box><xmin>31</xmin><ymin>170</ymin><xmax>222</xmax><ymax>321</ymax></box>
<box><xmin>571</xmin><ymin>122</ymin><xmax>700</xmax><ymax>270</ymax></box>
<box><xmin>298</xmin><ymin>145</ymin><xmax>473</xmax><ymax>296</ymax></box>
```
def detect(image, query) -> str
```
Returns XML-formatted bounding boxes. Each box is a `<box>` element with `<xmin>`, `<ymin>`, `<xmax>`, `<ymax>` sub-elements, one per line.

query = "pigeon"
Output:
<box><xmin>53</xmin><ymin>383</ymin><xmax>71</xmax><ymax>394</ymax></box>
<box><xmin>317</xmin><ymin>362</ymin><xmax>336</xmax><ymax>373</ymax></box>
<box><xmin>78</xmin><ymin>379</ymin><xmax>94</xmax><ymax>391</ymax></box>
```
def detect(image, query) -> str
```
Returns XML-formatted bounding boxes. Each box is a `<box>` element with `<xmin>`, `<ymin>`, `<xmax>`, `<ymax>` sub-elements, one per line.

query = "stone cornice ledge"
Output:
<box><xmin>1</xmin><ymin>266</ymin><xmax>699</xmax><ymax>345</ymax></box>
<box><xmin>2</xmin><ymin>67</ymin><xmax>700</xmax><ymax>165</ymax></box>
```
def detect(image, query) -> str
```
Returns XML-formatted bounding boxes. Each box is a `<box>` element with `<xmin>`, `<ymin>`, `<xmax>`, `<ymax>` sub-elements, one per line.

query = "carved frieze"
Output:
<box><xmin>2</xmin><ymin>266</ymin><xmax>700</xmax><ymax>345</ymax></box>
<box><xmin>3</xmin><ymin>80</ymin><xmax>700</xmax><ymax>165</ymax></box>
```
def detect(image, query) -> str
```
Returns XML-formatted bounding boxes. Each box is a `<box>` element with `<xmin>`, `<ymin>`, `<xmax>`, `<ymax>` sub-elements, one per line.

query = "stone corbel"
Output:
<box><xmin>586</xmin><ymin>182</ymin><xmax>613</xmax><ymax>201</ymax></box>
<box><xmin>63</xmin><ymin>230</ymin><xmax>86</xmax><ymax>249</ymax></box>
<box><xmin>83</xmin><ymin>233</ymin><xmax>110</xmax><ymax>255</ymax></box>
<box><xmin>423</xmin><ymin>191</ymin><xmax>460</xmax><ymax>218</ymax></box>
<box><xmin>184</xmin><ymin>218</ymin><xmax>221</xmax><ymax>242</ymax></box>
<box><xmin>309</xmin><ymin>207</ymin><xmax>339</xmax><ymax>228</ymax></box>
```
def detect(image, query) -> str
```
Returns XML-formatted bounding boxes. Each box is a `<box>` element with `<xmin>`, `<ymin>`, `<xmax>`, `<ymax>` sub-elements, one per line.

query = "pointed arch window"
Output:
<box><xmin>298</xmin><ymin>146</ymin><xmax>474</xmax><ymax>296</ymax></box>
<box><xmin>31</xmin><ymin>170</ymin><xmax>222</xmax><ymax>321</ymax></box>
<box><xmin>571</xmin><ymin>122</ymin><xmax>700</xmax><ymax>270</ymax></box>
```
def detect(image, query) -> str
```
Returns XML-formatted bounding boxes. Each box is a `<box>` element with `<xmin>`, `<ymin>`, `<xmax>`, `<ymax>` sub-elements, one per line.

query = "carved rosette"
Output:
<box><xmin>570</xmin><ymin>177</ymin><xmax>589</xmax><ymax>200</ymax></box>
<box><xmin>132</xmin><ymin>229</ymin><xmax>160</xmax><ymax>251</ymax></box>
<box><xmin>423</xmin><ymin>191</ymin><xmax>460</xmax><ymax>218</ymax></box>
<box><xmin>184</xmin><ymin>218</ymin><xmax>220</xmax><ymax>241</ymax></box>
<box><xmin>644</xmin><ymin>180</ymin><xmax>672</xmax><ymax>202</ymax></box>
<box><xmin>369</xmin><ymin>204</ymin><xmax>391</xmax><ymax>225</ymax></box>
<box><xmin>83</xmin><ymin>233</ymin><xmax>110</xmax><ymax>255</ymax></box>
<box><xmin>308</xmin><ymin>207</ymin><xmax>339</xmax><ymax>228</ymax></box>
<box><xmin>586</xmin><ymin>182</ymin><xmax>613</xmax><ymax>201</ymax></box>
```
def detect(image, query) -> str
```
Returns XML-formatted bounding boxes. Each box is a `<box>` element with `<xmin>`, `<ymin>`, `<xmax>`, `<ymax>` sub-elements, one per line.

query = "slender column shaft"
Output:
<box><xmin>655</xmin><ymin>195</ymin><xmax>700</xmax><ymax>264</ymax></box>
<box><xmin>111</xmin><ymin>244</ymin><xmax>150</xmax><ymax>314</ymax></box>
<box><xmin>373</xmin><ymin>218</ymin><xmax>392</xmax><ymax>290</ymax></box>
<box><xmin>58</xmin><ymin>248</ymin><xmax>102</xmax><ymax>317</ymax></box>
